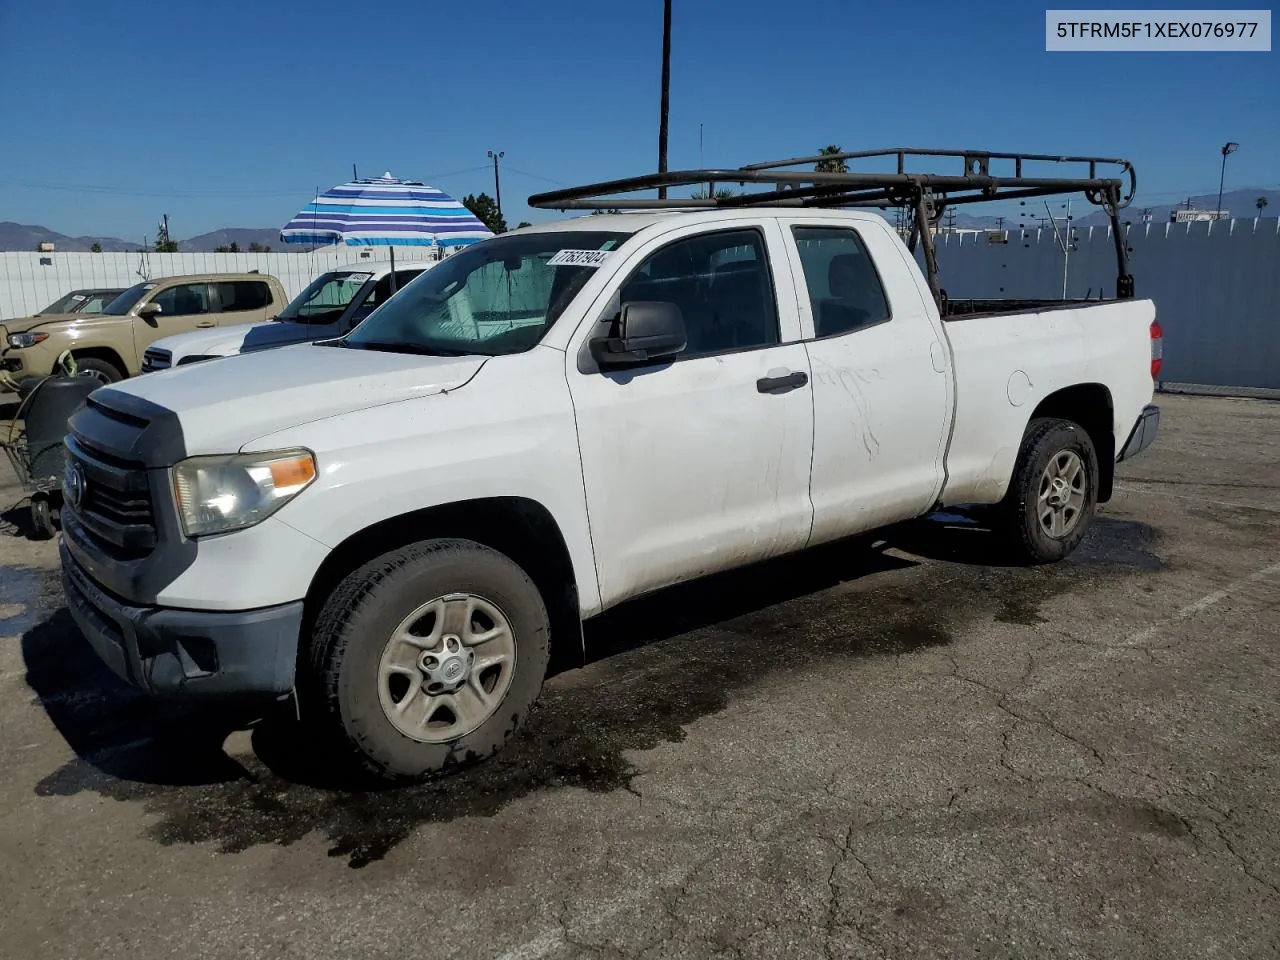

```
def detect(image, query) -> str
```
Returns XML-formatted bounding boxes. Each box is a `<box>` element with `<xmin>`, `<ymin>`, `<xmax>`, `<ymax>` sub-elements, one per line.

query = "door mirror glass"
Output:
<box><xmin>591</xmin><ymin>301</ymin><xmax>686</xmax><ymax>366</ymax></box>
<box><xmin>137</xmin><ymin>302</ymin><xmax>162</xmax><ymax>318</ymax></box>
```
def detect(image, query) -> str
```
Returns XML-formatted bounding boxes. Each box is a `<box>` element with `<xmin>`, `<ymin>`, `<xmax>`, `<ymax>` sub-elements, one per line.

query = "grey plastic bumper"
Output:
<box><xmin>61</xmin><ymin>541</ymin><xmax>301</xmax><ymax>697</ymax></box>
<box><xmin>1117</xmin><ymin>404</ymin><xmax>1160</xmax><ymax>462</ymax></box>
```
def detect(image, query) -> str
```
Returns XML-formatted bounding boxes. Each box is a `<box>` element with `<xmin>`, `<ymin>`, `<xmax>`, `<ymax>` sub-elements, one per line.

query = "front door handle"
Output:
<box><xmin>195</xmin><ymin>320</ymin><xmax>215</xmax><ymax>328</ymax></box>
<box><xmin>756</xmin><ymin>370</ymin><xmax>808</xmax><ymax>394</ymax></box>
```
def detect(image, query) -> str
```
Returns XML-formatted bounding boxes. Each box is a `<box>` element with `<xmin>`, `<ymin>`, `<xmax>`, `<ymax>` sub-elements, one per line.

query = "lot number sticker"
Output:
<box><xmin>547</xmin><ymin>249</ymin><xmax>614</xmax><ymax>267</ymax></box>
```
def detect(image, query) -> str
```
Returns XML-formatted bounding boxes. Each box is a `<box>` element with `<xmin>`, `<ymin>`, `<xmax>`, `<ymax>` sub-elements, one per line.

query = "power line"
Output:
<box><xmin>502</xmin><ymin>165</ymin><xmax>569</xmax><ymax>187</ymax></box>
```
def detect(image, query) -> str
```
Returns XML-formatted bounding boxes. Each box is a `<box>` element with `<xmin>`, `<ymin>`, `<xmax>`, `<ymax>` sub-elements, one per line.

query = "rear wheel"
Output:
<box><xmin>306</xmin><ymin>538</ymin><xmax>551</xmax><ymax>783</ymax></box>
<box><xmin>998</xmin><ymin>417</ymin><xmax>1099</xmax><ymax>564</ymax></box>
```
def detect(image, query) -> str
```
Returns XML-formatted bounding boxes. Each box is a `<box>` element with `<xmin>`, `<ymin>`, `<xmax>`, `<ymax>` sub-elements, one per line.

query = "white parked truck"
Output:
<box><xmin>139</xmin><ymin>260</ymin><xmax>434</xmax><ymax>372</ymax></box>
<box><xmin>59</xmin><ymin>148</ymin><xmax>1161</xmax><ymax>782</ymax></box>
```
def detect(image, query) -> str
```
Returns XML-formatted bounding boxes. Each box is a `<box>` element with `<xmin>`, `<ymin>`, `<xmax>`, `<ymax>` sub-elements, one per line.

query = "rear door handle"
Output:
<box><xmin>756</xmin><ymin>370</ymin><xmax>809</xmax><ymax>394</ymax></box>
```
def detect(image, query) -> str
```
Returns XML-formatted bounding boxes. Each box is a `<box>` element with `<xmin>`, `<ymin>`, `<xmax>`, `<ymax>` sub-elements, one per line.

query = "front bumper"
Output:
<box><xmin>1117</xmin><ymin>404</ymin><xmax>1160</xmax><ymax>462</ymax></box>
<box><xmin>61</xmin><ymin>541</ymin><xmax>302</xmax><ymax>697</ymax></box>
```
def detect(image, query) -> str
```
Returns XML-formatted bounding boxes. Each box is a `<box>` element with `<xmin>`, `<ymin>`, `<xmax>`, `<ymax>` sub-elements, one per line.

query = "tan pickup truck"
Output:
<box><xmin>1</xmin><ymin>272</ymin><xmax>288</xmax><ymax>385</ymax></box>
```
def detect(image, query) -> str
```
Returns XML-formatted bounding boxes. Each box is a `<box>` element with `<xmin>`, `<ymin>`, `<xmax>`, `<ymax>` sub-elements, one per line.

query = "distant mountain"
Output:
<box><xmin>0</xmin><ymin>222</ymin><xmax>289</xmax><ymax>253</ymax></box>
<box><xmin>1072</xmin><ymin>187</ymin><xmax>1279</xmax><ymax>227</ymax></box>
<box><xmin>178</xmin><ymin>227</ymin><xmax>284</xmax><ymax>252</ymax></box>
<box><xmin>0</xmin><ymin>221</ymin><xmax>143</xmax><ymax>252</ymax></box>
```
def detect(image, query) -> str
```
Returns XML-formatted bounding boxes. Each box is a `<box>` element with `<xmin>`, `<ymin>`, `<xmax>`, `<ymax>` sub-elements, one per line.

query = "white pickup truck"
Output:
<box><xmin>139</xmin><ymin>260</ymin><xmax>434</xmax><ymax>372</ymax></box>
<box><xmin>59</xmin><ymin>149</ymin><xmax>1161</xmax><ymax>783</ymax></box>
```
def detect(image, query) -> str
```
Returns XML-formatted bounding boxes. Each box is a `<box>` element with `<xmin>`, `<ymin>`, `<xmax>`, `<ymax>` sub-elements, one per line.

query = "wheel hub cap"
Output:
<box><xmin>418</xmin><ymin>635</ymin><xmax>473</xmax><ymax>691</ymax></box>
<box><xmin>376</xmin><ymin>593</ymin><xmax>516</xmax><ymax>744</ymax></box>
<box><xmin>1037</xmin><ymin>450</ymin><xmax>1087</xmax><ymax>539</ymax></box>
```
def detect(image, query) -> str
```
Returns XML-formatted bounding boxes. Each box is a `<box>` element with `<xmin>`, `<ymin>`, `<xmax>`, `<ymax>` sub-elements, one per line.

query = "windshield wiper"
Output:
<box><xmin>343</xmin><ymin>340</ymin><xmax>472</xmax><ymax>357</ymax></box>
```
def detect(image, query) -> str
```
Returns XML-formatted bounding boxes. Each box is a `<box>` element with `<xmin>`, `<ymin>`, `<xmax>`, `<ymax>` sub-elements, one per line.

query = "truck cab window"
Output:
<box><xmin>619</xmin><ymin>228</ymin><xmax>779</xmax><ymax>357</ymax></box>
<box><xmin>150</xmin><ymin>283</ymin><xmax>211</xmax><ymax>317</ymax></box>
<box><xmin>791</xmin><ymin>227</ymin><xmax>891</xmax><ymax>338</ymax></box>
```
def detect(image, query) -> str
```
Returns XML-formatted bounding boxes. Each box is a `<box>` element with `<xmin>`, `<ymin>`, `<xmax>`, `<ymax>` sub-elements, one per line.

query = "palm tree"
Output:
<box><xmin>657</xmin><ymin>0</ymin><xmax>672</xmax><ymax>199</ymax></box>
<box><xmin>1257</xmin><ymin>196</ymin><xmax>1270</xmax><ymax>214</ymax></box>
<box><xmin>690</xmin><ymin>188</ymin><xmax>738</xmax><ymax>201</ymax></box>
<box><xmin>815</xmin><ymin>145</ymin><xmax>848</xmax><ymax>174</ymax></box>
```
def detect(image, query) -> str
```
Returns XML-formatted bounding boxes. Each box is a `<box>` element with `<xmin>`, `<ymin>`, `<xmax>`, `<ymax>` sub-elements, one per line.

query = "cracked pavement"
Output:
<box><xmin>1</xmin><ymin>393</ymin><xmax>1278</xmax><ymax>959</ymax></box>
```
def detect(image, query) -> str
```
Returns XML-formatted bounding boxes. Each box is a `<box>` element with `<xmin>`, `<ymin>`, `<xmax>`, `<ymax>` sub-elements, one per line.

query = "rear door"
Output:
<box><xmin>568</xmin><ymin>219</ymin><xmax>815</xmax><ymax>608</ymax></box>
<box><xmin>211</xmin><ymin>280</ymin><xmax>276</xmax><ymax>325</ymax></box>
<box><xmin>779</xmin><ymin>220</ymin><xmax>952</xmax><ymax>543</ymax></box>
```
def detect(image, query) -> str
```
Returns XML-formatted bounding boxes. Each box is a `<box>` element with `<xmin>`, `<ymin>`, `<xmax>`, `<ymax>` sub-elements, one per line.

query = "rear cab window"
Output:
<box><xmin>214</xmin><ymin>280</ymin><xmax>273</xmax><ymax>313</ymax></box>
<box><xmin>790</xmin><ymin>226</ymin><xmax>892</xmax><ymax>338</ymax></box>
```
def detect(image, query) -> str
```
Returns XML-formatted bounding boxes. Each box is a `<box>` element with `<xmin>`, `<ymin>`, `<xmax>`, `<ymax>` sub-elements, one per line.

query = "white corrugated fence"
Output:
<box><xmin>0</xmin><ymin>248</ymin><xmax>442</xmax><ymax>321</ymax></box>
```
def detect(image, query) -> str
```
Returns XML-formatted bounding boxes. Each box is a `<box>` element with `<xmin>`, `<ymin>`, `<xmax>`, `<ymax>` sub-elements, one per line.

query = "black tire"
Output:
<box><xmin>306</xmin><ymin>538</ymin><xmax>551</xmax><ymax>783</ymax></box>
<box><xmin>998</xmin><ymin>417</ymin><xmax>1099</xmax><ymax>564</ymax></box>
<box><xmin>72</xmin><ymin>357</ymin><xmax>124</xmax><ymax>385</ymax></box>
<box><xmin>29</xmin><ymin>497</ymin><xmax>56</xmax><ymax>540</ymax></box>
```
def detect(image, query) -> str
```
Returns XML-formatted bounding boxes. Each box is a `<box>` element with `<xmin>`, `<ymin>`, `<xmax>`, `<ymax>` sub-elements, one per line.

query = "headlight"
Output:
<box><xmin>171</xmin><ymin>449</ymin><xmax>316</xmax><ymax>537</ymax></box>
<box><xmin>7</xmin><ymin>332</ymin><xmax>48</xmax><ymax>349</ymax></box>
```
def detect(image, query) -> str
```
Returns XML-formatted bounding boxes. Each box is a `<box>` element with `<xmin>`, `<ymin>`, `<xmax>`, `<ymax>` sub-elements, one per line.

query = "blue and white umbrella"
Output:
<box><xmin>280</xmin><ymin>173</ymin><xmax>494</xmax><ymax>249</ymax></box>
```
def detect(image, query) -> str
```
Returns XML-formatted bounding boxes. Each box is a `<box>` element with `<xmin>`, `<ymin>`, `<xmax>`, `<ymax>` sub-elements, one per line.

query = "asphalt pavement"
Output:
<box><xmin>0</xmin><ymin>393</ymin><xmax>1277</xmax><ymax>960</ymax></box>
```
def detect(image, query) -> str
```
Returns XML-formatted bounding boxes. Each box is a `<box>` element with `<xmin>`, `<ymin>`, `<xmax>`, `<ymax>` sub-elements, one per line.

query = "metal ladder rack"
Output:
<box><xmin>527</xmin><ymin>147</ymin><xmax>1138</xmax><ymax>304</ymax></box>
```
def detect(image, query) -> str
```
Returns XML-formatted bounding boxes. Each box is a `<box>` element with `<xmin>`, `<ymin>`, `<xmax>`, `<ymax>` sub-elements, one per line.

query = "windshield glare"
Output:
<box><xmin>278</xmin><ymin>271</ymin><xmax>373</xmax><ymax>324</ymax></box>
<box><xmin>342</xmin><ymin>231</ymin><xmax>631</xmax><ymax>357</ymax></box>
<box><xmin>102</xmin><ymin>283</ymin><xmax>154</xmax><ymax>316</ymax></box>
<box><xmin>40</xmin><ymin>292</ymin><xmax>87</xmax><ymax>314</ymax></box>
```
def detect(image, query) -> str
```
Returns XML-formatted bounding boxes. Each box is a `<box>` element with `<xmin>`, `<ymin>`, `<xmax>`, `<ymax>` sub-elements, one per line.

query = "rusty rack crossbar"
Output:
<box><xmin>528</xmin><ymin>147</ymin><xmax>1138</xmax><ymax>303</ymax></box>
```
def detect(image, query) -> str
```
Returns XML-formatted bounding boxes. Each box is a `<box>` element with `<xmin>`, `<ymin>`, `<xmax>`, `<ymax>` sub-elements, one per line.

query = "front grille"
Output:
<box><xmin>65</xmin><ymin>436</ymin><xmax>157</xmax><ymax>559</ymax></box>
<box><xmin>142</xmin><ymin>348</ymin><xmax>171</xmax><ymax>372</ymax></box>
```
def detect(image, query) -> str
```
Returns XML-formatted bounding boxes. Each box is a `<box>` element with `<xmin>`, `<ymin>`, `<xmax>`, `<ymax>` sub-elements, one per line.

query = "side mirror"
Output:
<box><xmin>137</xmin><ymin>302</ymin><xmax>162</xmax><ymax>319</ymax></box>
<box><xmin>590</xmin><ymin>301</ymin><xmax>686</xmax><ymax>366</ymax></box>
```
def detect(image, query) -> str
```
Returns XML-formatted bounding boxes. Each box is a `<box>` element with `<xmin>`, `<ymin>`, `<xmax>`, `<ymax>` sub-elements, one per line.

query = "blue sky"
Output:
<box><xmin>0</xmin><ymin>0</ymin><xmax>1275</xmax><ymax>240</ymax></box>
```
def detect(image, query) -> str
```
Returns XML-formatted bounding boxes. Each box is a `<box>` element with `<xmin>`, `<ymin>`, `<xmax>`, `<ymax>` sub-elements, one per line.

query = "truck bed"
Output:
<box><xmin>939</xmin><ymin>297</ymin><xmax>1157</xmax><ymax>504</ymax></box>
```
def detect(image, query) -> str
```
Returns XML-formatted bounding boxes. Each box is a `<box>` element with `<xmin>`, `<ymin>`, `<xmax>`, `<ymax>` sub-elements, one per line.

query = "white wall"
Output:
<box><xmin>0</xmin><ymin>248</ymin><xmax>442</xmax><ymax>320</ymax></box>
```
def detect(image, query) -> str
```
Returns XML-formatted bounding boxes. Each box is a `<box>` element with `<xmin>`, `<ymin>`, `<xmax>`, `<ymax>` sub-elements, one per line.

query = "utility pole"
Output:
<box><xmin>487</xmin><ymin>150</ymin><xmax>505</xmax><ymax>221</ymax></box>
<box><xmin>352</xmin><ymin>162</ymin><xmax>358</xmax><ymax>181</ymax></box>
<box><xmin>657</xmin><ymin>0</ymin><xmax>672</xmax><ymax>199</ymax></box>
<box><xmin>995</xmin><ymin>216</ymin><xmax>1005</xmax><ymax>230</ymax></box>
<box><xmin>944</xmin><ymin>208</ymin><xmax>956</xmax><ymax>232</ymax></box>
<box><xmin>1217</xmin><ymin>141</ymin><xmax>1239</xmax><ymax>220</ymax></box>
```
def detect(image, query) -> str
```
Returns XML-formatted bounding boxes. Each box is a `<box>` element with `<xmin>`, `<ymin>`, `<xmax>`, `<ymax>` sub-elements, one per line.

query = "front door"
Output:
<box><xmin>568</xmin><ymin>221</ymin><xmax>815</xmax><ymax>608</ymax></box>
<box><xmin>135</xmin><ymin>281</ymin><xmax>218</xmax><ymax>358</ymax></box>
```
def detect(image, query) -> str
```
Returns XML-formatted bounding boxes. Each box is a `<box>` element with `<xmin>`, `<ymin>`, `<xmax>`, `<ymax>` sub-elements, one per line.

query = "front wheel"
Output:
<box><xmin>998</xmin><ymin>417</ymin><xmax>1100</xmax><ymax>564</ymax></box>
<box><xmin>72</xmin><ymin>356</ymin><xmax>124</xmax><ymax>385</ymax></box>
<box><xmin>306</xmin><ymin>538</ymin><xmax>551</xmax><ymax>783</ymax></box>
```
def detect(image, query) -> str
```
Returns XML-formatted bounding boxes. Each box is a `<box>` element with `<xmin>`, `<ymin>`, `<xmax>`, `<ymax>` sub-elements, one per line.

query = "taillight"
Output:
<box><xmin>1150</xmin><ymin>318</ymin><xmax>1163</xmax><ymax>379</ymax></box>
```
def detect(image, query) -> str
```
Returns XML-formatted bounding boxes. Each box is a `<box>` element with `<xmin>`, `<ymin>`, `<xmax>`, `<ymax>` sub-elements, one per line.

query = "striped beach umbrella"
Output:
<box><xmin>280</xmin><ymin>173</ymin><xmax>494</xmax><ymax>249</ymax></box>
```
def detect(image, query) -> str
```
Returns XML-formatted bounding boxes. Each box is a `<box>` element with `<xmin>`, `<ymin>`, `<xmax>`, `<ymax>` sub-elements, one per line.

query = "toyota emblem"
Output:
<box><xmin>65</xmin><ymin>462</ymin><xmax>86</xmax><ymax>511</ymax></box>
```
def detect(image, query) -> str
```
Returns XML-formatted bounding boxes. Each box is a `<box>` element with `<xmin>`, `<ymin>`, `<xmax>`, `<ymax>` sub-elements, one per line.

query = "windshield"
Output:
<box><xmin>40</xmin><ymin>291</ymin><xmax>90</xmax><ymax>314</ymax></box>
<box><xmin>342</xmin><ymin>231</ymin><xmax>631</xmax><ymax>357</ymax></box>
<box><xmin>102</xmin><ymin>283</ymin><xmax>155</xmax><ymax>316</ymax></box>
<box><xmin>277</xmin><ymin>271</ymin><xmax>374</xmax><ymax>325</ymax></box>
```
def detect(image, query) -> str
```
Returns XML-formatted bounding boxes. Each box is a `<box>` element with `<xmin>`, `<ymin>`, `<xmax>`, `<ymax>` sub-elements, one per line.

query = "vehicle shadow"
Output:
<box><xmin>22</xmin><ymin>529</ymin><xmax>932</xmax><ymax>794</ymax></box>
<box><xmin>18</xmin><ymin>514</ymin><xmax>1162</xmax><ymax>866</ymax></box>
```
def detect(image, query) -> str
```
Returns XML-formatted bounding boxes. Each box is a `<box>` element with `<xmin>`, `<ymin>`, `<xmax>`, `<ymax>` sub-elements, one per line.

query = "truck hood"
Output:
<box><xmin>154</xmin><ymin>319</ymin><xmax>339</xmax><ymax>360</ymax></box>
<box><xmin>110</xmin><ymin>341</ymin><xmax>488</xmax><ymax>454</ymax></box>
<box><xmin>2</xmin><ymin>312</ymin><xmax>89</xmax><ymax>335</ymax></box>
